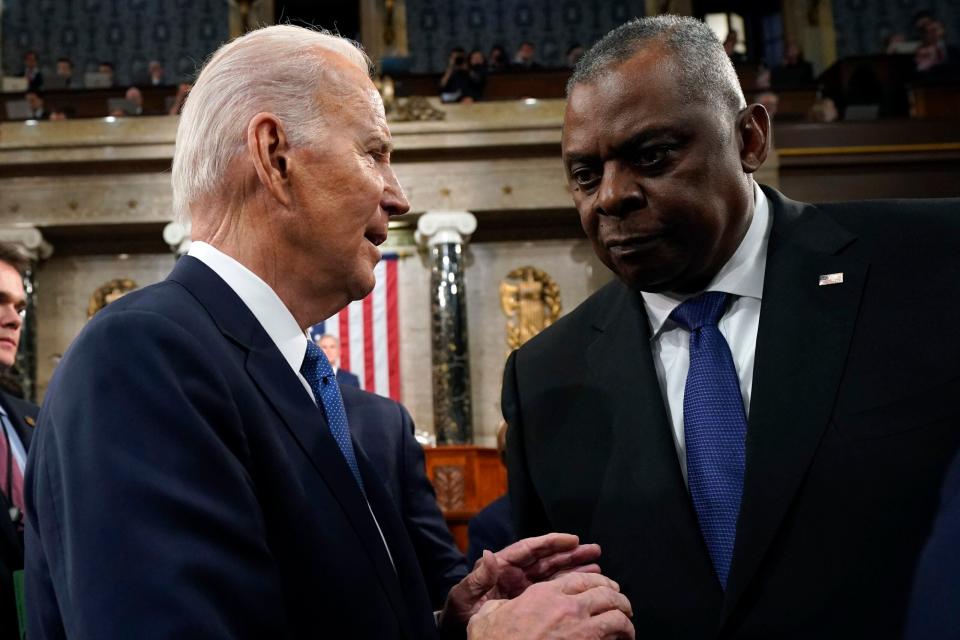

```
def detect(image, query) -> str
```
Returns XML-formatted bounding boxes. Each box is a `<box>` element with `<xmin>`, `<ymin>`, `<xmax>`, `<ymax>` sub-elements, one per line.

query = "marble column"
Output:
<box><xmin>0</xmin><ymin>226</ymin><xmax>53</xmax><ymax>403</ymax></box>
<box><xmin>416</xmin><ymin>211</ymin><xmax>477</xmax><ymax>444</ymax></box>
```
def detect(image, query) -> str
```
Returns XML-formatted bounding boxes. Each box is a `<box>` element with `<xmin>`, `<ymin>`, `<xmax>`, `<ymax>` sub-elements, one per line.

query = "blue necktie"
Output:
<box><xmin>670</xmin><ymin>291</ymin><xmax>746</xmax><ymax>588</ymax></box>
<box><xmin>301</xmin><ymin>341</ymin><xmax>365</xmax><ymax>493</ymax></box>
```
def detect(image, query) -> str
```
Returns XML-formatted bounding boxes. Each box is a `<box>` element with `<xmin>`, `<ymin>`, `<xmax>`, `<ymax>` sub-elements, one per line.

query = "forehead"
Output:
<box><xmin>563</xmin><ymin>47</ymin><xmax>691</xmax><ymax>150</ymax></box>
<box><xmin>314</xmin><ymin>53</ymin><xmax>386</xmax><ymax>131</ymax></box>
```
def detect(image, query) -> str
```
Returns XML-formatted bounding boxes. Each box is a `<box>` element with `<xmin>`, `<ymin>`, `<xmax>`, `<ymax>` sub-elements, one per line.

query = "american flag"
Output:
<box><xmin>308</xmin><ymin>254</ymin><xmax>401</xmax><ymax>400</ymax></box>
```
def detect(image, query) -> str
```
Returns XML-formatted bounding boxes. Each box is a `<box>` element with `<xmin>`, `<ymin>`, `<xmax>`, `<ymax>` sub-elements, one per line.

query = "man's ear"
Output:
<box><xmin>737</xmin><ymin>103</ymin><xmax>770</xmax><ymax>174</ymax></box>
<box><xmin>247</xmin><ymin>112</ymin><xmax>291</xmax><ymax>207</ymax></box>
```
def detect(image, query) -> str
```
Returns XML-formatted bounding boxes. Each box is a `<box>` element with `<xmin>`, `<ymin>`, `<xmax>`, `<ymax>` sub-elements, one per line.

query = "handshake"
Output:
<box><xmin>439</xmin><ymin>533</ymin><xmax>634</xmax><ymax>639</ymax></box>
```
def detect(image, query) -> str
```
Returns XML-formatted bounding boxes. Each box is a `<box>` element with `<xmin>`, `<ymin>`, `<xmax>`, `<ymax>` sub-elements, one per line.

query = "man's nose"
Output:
<box><xmin>383</xmin><ymin>166</ymin><xmax>410</xmax><ymax>217</ymax></box>
<box><xmin>0</xmin><ymin>304</ymin><xmax>22</xmax><ymax>329</ymax></box>
<box><xmin>594</xmin><ymin>163</ymin><xmax>646</xmax><ymax>219</ymax></box>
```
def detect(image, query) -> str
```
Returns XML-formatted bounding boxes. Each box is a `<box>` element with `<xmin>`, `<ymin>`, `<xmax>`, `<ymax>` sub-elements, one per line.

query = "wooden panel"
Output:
<box><xmin>423</xmin><ymin>445</ymin><xmax>507</xmax><ymax>553</ymax></box>
<box><xmin>910</xmin><ymin>84</ymin><xmax>960</xmax><ymax>120</ymax></box>
<box><xmin>391</xmin><ymin>70</ymin><xmax>570</xmax><ymax>101</ymax></box>
<box><xmin>775</xmin><ymin>120</ymin><xmax>960</xmax><ymax>201</ymax></box>
<box><xmin>1</xmin><ymin>86</ymin><xmax>179</xmax><ymax>121</ymax></box>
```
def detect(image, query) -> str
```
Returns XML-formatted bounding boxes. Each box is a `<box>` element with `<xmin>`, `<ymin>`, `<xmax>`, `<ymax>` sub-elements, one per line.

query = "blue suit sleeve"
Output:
<box><xmin>25</xmin><ymin>310</ymin><xmax>285</xmax><ymax>639</ymax></box>
<box><xmin>395</xmin><ymin>403</ymin><xmax>468</xmax><ymax>608</ymax></box>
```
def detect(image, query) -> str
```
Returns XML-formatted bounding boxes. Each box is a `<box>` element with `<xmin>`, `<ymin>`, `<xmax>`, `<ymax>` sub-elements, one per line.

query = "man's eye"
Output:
<box><xmin>571</xmin><ymin>168</ymin><xmax>600</xmax><ymax>189</ymax></box>
<box><xmin>633</xmin><ymin>146</ymin><xmax>670</xmax><ymax>168</ymax></box>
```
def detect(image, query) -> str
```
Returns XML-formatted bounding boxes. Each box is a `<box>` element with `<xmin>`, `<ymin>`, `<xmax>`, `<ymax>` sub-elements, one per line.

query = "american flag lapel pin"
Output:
<box><xmin>818</xmin><ymin>272</ymin><xmax>844</xmax><ymax>286</ymax></box>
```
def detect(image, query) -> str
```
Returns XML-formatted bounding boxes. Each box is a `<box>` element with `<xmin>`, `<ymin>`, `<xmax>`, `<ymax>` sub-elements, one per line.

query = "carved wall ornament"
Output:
<box><xmin>500</xmin><ymin>266</ymin><xmax>562</xmax><ymax>351</ymax></box>
<box><xmin>432</xmin><ymin>464</ymin><xmax>466</xmax><ymax>511</ymax></box>
<box><xmin>87</xmin><ymin>278</ymin><xmax>138</xmax><ymax>319</ymax></box>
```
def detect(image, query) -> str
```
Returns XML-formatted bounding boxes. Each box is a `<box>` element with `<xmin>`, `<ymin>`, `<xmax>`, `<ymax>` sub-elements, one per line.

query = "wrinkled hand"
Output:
<box><xmin>440</xmin><ymin>533</ymin><xmax>602</xmax><ymax>636</ymax></box>
<box><xmin>466</xmin><ymin>571</ymin><xmax>635</xmax><ymax>640</ymax></box>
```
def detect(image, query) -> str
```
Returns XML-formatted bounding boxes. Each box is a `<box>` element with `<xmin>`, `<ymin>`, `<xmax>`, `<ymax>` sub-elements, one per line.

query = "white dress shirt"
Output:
<box><xmin>641</xmin><ymin>182</ymin><xmax>772</xmax><ymax>483</ymax></box>
<box><xmin>187</xmin><ymin>241</ymin><xmax>395</xmax><ymax>567</ymax></box>
<box><xmin>189</xmin><ymin>241</ymin><xmax>316</xmax><ymax>401</ymax></box>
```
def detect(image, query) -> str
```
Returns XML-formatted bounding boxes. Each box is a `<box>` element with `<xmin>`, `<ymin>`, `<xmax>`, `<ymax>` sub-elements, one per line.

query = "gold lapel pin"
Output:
<box><xmin>818</xmin><ymin>272</ymin><xmax>844</xmax><ymax>286</ymax></box>
<box><xmin>25</xmin><ymin>416</ymin><xmax>35</xmax><ymax>427</ymax></box>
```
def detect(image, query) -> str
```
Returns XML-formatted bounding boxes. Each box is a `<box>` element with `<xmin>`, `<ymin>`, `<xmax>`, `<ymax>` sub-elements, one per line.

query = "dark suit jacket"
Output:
<box><xmin>337</xmin><ymin>368</ymin><xmax>361</xmax><ymax>388</ymax></box>
<box><xmin>504</xmin><ymin>187</ymin><xmax>960</xmax><ymax>639</ymax></box>
<box><xmin>0</xmin><ymin>391</ymin><xmax>35</xmax><ymax>637</ymax></box>
<box><xmin>904</xmin><ymin>448</ymin><xmax>960</xmax><ymax>639</ymax></box>
<box><xmin>25</xmin><ymin>256</ymin><xmax>438</xmax><ymax>639</ymax></box>
<box><xmin>344</xmin><ymin>388</ymin><xmax>468</xmax><ymax>608</ymax></box>
<box><xmin>466</xmin><ymin>494</ymin><xmax>515</xmax><ymax>567</ymax></box>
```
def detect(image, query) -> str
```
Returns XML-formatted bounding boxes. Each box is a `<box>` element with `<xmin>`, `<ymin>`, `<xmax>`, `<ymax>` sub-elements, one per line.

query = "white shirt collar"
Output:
<box><xmin>642</xmin><ymin>181</ymin><xmax>771</xmax><ymax>339</ymax></box>
<box><xmin>187</xmin><ymin>241</ymin><xmax>308</xmax><ymax>376</ymax></box>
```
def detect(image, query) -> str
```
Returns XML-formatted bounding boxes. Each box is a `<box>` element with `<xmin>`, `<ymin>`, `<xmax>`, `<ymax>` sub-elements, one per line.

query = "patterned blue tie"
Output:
<box><xmin>670</xmin><ymin>291</ymin><xmax>746</xmax><ymax>589</ymax></box>
<box><xmin>300</xmin><ymin>341</ymin><xmax>365</xmax><ymax>493</ymax></box>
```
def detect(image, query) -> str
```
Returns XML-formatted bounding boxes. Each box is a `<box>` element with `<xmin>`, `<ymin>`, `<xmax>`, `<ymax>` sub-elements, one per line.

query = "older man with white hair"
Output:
<box><xmin>24</xmin><ymin>25</ymin><xmax>634</xmax><ymax>640</ymax></box>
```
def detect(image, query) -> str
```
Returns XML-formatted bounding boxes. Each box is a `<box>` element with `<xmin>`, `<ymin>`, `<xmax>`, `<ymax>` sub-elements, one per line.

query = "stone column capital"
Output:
<box><xmin>415</xmin><ymin>210</ymin><xmax>477</xmax><ymax>248</ymax></box>
<box><xmin>163</xmin><ymin>220</ymin><xmax>192</xmax><ymax>256</ymax></box>
<box><xmin>0</xmin><ymin>225</ymin><xmax>53</xmax><ymax>261</ymax></box>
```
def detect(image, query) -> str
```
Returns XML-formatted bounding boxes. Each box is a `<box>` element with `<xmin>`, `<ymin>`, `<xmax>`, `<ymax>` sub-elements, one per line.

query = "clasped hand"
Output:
<box><xmin>439</xmin><ymin>533</ymin><xmax>634</xmax><ymax>639</ymax></box>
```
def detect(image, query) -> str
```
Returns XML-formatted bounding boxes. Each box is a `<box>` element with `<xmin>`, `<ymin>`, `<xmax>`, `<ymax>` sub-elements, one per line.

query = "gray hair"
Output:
<box><xmin>171</xmin><ymin>25</ymin><xmax>371</xmax><ymax>224</ymax></box>
<box><xmin>568</xmin><ymin>15</ymin><xmax>744</xmax><ymax>114</ymax></box>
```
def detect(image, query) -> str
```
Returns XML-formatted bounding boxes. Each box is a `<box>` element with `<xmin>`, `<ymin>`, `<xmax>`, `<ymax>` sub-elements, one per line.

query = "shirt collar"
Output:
<box><xmin>641</xmin><ymin>181</ymin><xmax>772</xmax><ymax>339</ymax></box>
<box><xmin>188</xmin><ymin>241</ymin><xmax>308</xmax><ymax>375</ymax></box>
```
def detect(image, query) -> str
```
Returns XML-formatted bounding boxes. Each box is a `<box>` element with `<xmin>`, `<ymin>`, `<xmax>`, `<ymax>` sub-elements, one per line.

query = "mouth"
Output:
<box><xmin>605</xmin><ymin>234</ymin><xmax>664</xmax><ymax>256</ymax></box>
<box><xmin>0</xmin><ymin>338</ymin><xmax>17</xmax><ymax>349</ymax></box>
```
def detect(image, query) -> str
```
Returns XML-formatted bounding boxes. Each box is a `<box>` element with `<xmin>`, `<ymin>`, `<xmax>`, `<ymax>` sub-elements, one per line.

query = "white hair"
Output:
<box><xmin>171</xmin><ymin>25</ymin><xmax>371</xmax><ymax>223</ymax></box>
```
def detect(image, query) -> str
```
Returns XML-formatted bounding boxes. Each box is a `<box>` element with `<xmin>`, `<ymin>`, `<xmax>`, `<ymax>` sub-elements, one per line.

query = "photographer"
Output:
<box><xmin>439</xmin><ymin>47</ymin><xmax>484</xmax><ymax>103</ymax></box>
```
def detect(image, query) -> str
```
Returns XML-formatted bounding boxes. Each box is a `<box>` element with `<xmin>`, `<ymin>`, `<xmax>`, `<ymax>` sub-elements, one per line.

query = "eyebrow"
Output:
<box><xmin>564</xmin><ymin>126</ymin><xmax>681</xmax><ymax>171</ymax></box>
<box><xmin>0</xmin><ymin>292</ymin><xmax>25</xmax><ymax>309</ymax></box>
<box><xmin>366</xmin><ymin>133</ymin><xmax>394</xmax><ymax>154</ymax></box>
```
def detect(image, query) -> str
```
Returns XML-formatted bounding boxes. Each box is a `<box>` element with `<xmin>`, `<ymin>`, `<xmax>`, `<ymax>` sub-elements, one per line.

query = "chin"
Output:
<box><xmin>347</xmin><ymin>274</ymin><xmax>377</xmax><ymax>302</ymax></box>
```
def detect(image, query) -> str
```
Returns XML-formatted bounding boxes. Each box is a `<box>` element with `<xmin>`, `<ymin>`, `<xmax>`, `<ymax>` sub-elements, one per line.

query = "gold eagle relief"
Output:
<box><xmin>499</xmin><ymin>266</ymin><xmax>562</xmax><ymax>352</ymax></box>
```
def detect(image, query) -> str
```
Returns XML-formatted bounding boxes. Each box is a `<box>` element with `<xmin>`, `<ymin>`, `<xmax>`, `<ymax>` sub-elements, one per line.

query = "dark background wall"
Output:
<box><xmin>832</xmin><ymin>0</ymin><xmax>960</xmax><ymax>58</ymax></box>
<box><xmin>404</xmin><ymin>0</ymin><xmax>647</xmax><ymax>73</ymax></box>
<box><xmin>2</xmin><ymin>0</ymin><xmax>229</xmax><ymax>87</ymax></box>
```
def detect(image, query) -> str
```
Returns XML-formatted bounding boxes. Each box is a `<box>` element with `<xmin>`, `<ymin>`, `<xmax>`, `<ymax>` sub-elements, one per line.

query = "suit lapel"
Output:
<box><xmin>244</xmin><ymin>345</ymin><xmax>420</xmax><ymax>634</ymax></box>
<box><xmin>723</xmin><ymin>187</ymin><xmax>868</xmax><ymax>618</ymax></box>
<box><xmin>585</xmin><ymin>284</ymin><xmax>719</xmax><ymax>592</ymax></box>
<box><xmin>169</xmin><ymin>257</ymin><xmax>420</xmax><ymax>636</ymax></box>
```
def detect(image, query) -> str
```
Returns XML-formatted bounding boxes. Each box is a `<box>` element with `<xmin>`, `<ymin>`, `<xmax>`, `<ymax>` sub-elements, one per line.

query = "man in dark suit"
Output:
<box><xmin>504</xmin><ymin>15</ymin><xmax>960</xmax><ymax>639</ymax></box>
<box><xmin>317</xmin><ymin>333</ymin><xmax>361</xmax><ymax>388</ymax></box>
<box><xmin>904</xmin><ymin>448</ymin><xmax>960</xmax><ymax>639</ymax></box>
<box><xmin>0</xmin><ymin>243</ymin><xmax>35</xmax><ymax>638</ymax></box>
<box><xmin>26</xmin><ymin>25</ymin><xmax>633</xmax><ymax>640</ymax></box>
<box><xmin>344</xmin><ymin>387</ymin><xmax>469</xmax><ymax>608</ymax></box>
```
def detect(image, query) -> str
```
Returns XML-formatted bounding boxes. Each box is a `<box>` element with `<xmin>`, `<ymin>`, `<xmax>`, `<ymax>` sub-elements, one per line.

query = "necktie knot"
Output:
<box><xmin>301</xmin><ymin>340</ymin><xmax>335</xmax><ymax>386</ymax></box>
<box><xmin>669</xmin><ymin>291</ymin><xmax>729</xmax><ymax>332</ymax></box>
